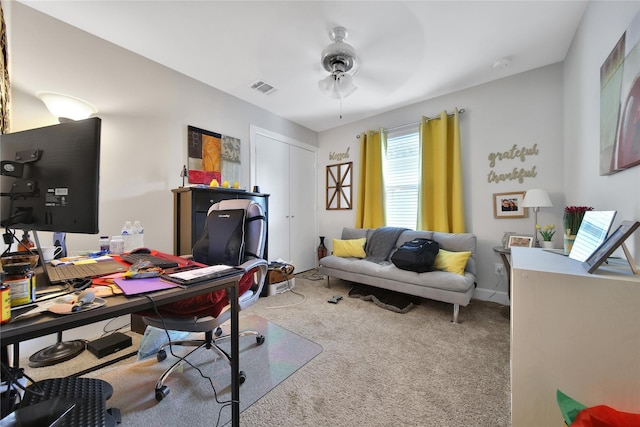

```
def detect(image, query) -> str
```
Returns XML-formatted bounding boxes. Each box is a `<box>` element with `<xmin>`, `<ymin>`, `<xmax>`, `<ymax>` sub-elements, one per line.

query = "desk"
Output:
<box><xmin>511</xmin><ymin>247</ymin><xmax>640</xmax><ymax>425</ymax></box>
<box><xmin>1</xmin><ymin>272</ymin><xmax>243</xmax><ymax>427</ymax></box>
<box><xmin>492</xmin><ymin>246</ymin><xmax>511</xmax><ymax>319</ymax></box>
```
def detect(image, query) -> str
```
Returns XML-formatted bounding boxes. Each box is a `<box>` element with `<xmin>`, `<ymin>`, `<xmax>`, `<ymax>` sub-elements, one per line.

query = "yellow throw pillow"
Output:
<box><xmin>333</xmin><ymin>238</ymin><xmax>367</xmax><ymax>258</ymax></box>
<box><xmin>434</xmin><ymin>249</ymin><xmax>471</xmax><ymax>275</ymax></box>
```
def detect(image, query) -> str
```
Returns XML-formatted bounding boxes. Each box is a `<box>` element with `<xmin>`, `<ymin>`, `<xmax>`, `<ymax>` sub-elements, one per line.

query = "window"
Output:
<box><xmin>383</xmin><ymin>130</ymin><xmax>419</xmax><ymax>229</ymax></box>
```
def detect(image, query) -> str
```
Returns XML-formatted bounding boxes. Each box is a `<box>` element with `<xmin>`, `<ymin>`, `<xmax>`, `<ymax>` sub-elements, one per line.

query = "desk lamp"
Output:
<box><xmin>522</xmin><ymin>188</ymin><xmax>553</xmax><ymax>247</ymax></box>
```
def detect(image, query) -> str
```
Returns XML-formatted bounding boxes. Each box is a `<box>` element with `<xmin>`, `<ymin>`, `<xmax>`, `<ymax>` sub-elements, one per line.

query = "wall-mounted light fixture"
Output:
<box><xmin>37</xmin><ymin>92</ymin><xmax>97</xmax><ymax>122</ymax></box>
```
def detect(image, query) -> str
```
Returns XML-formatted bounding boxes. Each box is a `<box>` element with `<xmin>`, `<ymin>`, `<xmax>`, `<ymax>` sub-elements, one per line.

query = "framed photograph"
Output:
<box><xmin>582</xmin><ymin>220</ymin><xmax>640</xmax><ymax>274</ymax></box>
<box><xmin>508</xmin><ymin>235</ymin><xmax>533</xmax><ymax>248</ymax></box>
<box><xmin>493</xmin><ymin>191</ymin><xmax>527</xmax><ymax>218</ymax></box>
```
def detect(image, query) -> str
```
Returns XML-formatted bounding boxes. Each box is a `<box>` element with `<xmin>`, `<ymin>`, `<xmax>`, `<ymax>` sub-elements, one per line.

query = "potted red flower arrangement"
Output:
<box><xmin>563</xmin><ymin>206</ymin><xmax>593</xmax><ymax>253</ymax></box>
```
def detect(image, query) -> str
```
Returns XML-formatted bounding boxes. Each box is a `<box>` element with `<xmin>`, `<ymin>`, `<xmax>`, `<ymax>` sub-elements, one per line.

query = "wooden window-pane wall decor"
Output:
<box><xmin>326</xmin><ymin>162</ymin><xmax>352</xmax><ymax>210</ymax></box>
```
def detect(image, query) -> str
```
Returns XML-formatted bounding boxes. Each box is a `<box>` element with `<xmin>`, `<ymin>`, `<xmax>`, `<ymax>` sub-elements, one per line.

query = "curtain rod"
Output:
<box><xmin>356</xmin><ymin>108</ymin><xmax>465</xmax><ymax>139</ymax></box>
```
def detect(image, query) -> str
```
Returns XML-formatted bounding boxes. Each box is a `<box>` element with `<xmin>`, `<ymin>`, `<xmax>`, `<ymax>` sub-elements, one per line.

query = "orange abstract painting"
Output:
<box><xmin>187</xmin><ymin>125</ymin><xmax>241</xmax><ymax>185</ymax></box>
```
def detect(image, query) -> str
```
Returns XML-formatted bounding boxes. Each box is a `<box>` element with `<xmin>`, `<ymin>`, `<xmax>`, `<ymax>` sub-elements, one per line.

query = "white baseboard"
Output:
<box><xmin>473</xmin><ymin>287</ymin><xmax>509</xmax><ymax>306</ymax></box>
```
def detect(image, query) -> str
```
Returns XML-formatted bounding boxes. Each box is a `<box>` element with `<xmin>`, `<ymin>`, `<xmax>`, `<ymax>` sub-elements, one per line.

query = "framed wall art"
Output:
<box><xmin>493</xmin><ymin>191</ymin><xmax>527</xmax><ymax>219</ymax></box>
<box><xmin>600</xmin><ymin>9</ymin><xmax>640</xmax><ymax>175</ymax></box>
<box><xmin>187</xmin><ymin>125</ymin><xmax>241</xmax><ymax>185</ymax></box>
<box><xmin>326</xmin><ymin>161</ymin><xmax>352</xmax><ymax>210</ymax></box>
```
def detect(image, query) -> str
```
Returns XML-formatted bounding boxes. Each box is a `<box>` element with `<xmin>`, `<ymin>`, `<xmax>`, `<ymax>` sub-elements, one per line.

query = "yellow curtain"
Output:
<box><xmin>355</xmin><ymin>130</ymin><xmax>386</xmax><ymax>228</ymax></box>
<box><xmin>417</xmin><ymin>109</ymin><xmax>465</xmax><ymax>233</ymax></box>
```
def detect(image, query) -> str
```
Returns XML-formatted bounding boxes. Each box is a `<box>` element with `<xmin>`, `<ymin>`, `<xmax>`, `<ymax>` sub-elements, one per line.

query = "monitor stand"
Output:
<box><xmin>27</xmin><ymin>232</ymin><xmax>86</xmax><ymax>367</ymax></box>
<box><xmin>28</xmin><ymin>331</ymin><xmax>86</xmax><ymax>368</ymax></box>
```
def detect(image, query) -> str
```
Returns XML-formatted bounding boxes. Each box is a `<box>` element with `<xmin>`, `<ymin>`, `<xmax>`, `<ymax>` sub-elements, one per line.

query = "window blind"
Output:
<box><xmin>383</xmin><ymin>131</ymin><xmax>419</xmax><ymax>229</ymax></box>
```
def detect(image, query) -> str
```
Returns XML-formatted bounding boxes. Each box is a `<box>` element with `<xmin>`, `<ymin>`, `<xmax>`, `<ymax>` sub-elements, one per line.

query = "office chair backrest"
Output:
<box><xmin>192</xmin><ymin>199</ymin><xmax>266</xmax><ymax>266</ymax></box>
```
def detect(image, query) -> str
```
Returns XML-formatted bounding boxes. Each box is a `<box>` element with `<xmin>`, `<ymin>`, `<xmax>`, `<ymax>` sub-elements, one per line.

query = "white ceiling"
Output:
<box><xmin>18</xmin><ymin>1</ymin><xmax>588</xmax><ymax>133</ymax></box>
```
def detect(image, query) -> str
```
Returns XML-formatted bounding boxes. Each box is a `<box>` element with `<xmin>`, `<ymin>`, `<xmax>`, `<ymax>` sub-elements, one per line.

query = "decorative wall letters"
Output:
<box><xmin>487</xmin><ymin>143</ymin><xmax>539</xmax><ymax>184</ymax></box>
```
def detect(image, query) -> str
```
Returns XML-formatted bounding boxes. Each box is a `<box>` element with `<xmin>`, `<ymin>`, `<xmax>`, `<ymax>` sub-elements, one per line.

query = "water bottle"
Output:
<box><xmin>132</xmin><ymin>221</ymin><xmax>144</xmax><ymax>249</ymax></box>
<box><xmin>121</xmin><ymin>221</ymin><xmax>133</xmax><ymax>252</ymax></box>
<box><xmin>110</xmin><ymin>235</ymin><xmax>124</xmax><ymax>255</ymax></box>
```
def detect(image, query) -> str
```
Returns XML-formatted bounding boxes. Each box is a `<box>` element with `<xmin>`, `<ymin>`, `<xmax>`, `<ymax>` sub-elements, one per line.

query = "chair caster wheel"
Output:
<box><xmin>214</xmin><ymin>327</ymin><xmax>223</xmax><ymax>337</ymax></box>
<box><xmin>239</xmin><ymin>371</ymin><xmax>246</xmax><ymax>385</ymax></box>
<box><xmin>256</xmin><ymin>335</ymin><xmax>265</xmax><ymax>345</ymax></box>
<box><xmin>157</xmin><ymin>349</ymin><xmax>167</xmax><ymax>362</ymax></box>
<box><xmin>155</xmin><ymin>385</ymin><xmax>169</xmax><ymax>401</ymax></box>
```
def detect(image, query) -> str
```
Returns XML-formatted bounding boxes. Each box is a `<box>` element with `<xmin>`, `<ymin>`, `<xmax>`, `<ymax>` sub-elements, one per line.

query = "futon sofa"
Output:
<box><xmin>318</xmin><ymin>227</ymin><xmax>477</xmax><ymax>323</ymax></box>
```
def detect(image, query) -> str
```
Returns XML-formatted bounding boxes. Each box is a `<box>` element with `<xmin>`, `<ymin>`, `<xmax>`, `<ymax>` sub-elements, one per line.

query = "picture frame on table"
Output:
<box><xmin>582</xmin><ymin>220</ymin><xmax>640</xmax><ymax>274</ymax></box>
<box><xmin>493</xmin><ymin>191</ymin><xmax>527</xmax><ymax>218</ymax></box>
<box><xmin>508</xmin><ymin>235</ymin><xmax>534</xmax><ymax>248</ymax></box>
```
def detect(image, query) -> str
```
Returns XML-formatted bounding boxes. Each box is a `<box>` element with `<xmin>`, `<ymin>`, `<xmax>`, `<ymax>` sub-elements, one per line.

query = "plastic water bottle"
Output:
<box><xmin>132</xmin><ymin>221</ymin><xmax>144</xmax><ymax>249</ymax></box>
<box><xmin>110</xmin><ymin>235</ymin><xmax>124</xmax><ymax>255</ymax></box>
<box><xmin>121</xmin><ymin>221</ymin><xmax>133</xmax><ymax>252</ymax></box>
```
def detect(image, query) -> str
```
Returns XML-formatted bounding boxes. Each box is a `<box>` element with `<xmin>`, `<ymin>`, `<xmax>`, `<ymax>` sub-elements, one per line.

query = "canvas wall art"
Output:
<box><xmin>187</xmin><ymin>125</ymin><xmax>241</xmax><ymax>185</ymax></box>
<box><xmin>600</xmin><ymin>10</ymin><xmax>640</xmax><ymax>175</ymax></box>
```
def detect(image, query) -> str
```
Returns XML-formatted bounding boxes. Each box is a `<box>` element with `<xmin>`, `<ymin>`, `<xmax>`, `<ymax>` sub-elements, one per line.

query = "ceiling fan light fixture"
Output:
<box><xmin>318</xmin><ymin>72</ymin><xmax>357</xmax><ymax>100</ymax></box>
<box><xmin>318</xmin><ymin>26</ymin><xmax>358</xmax><ymax>100</ymax></box>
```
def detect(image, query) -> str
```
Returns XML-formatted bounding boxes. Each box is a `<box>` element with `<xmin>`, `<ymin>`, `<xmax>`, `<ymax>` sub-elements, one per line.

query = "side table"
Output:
<box><xmin>493</xmin><ymin>246</ymin><xmax>511</xmax><ymax>319</ymax></box>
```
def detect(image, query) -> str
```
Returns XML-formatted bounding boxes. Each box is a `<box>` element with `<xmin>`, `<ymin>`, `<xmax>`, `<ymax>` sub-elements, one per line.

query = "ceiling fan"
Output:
<box><xmin>318</xmin><ymin>26</ymin><xmax>358</xmax><ymax>100</ymax></box>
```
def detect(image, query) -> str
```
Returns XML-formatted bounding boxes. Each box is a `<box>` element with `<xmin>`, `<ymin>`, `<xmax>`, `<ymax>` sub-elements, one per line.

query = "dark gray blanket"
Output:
<box><xmin>365</xmin><ymin>226</ymin><xmax>408</xmax><ymax>264</ymax></box>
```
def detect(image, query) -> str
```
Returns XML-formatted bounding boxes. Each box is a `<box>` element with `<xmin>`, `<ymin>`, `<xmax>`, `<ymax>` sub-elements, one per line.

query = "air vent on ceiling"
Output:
<box><xmin>250</xmin><ymin>80</ymin><xmax>277</xmax><ymax>95</ymax></box>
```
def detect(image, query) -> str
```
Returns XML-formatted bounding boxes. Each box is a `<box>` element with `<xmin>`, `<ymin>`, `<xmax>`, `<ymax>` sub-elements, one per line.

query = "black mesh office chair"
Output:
<box><xmin>142</xmin><ymin>199</ymin><xmax>268</xmax><ymax>401</ymax></box>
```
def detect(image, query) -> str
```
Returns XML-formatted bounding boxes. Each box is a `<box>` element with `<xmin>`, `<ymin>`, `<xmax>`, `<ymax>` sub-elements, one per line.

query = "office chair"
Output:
<box><xmin>142</xmin><ymin>199</ymin><xmax>268</xmax><ymax>401</ymax></box>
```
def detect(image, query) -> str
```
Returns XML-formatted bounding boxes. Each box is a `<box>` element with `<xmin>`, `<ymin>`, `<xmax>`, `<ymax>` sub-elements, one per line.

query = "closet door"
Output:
<box><xmin>255</xmin><ymin>134</ymin><xmax>290</xmax><ymax>263</ymax></box>
<box><xmin>252</xmin><ymin>127</ymin><xmax>317</xmax><ymax>271</ymax></box>
<box><xmin>289</xmin><ymin>145</ymin><xmax>317</xmax><ymax>272</ymax></box>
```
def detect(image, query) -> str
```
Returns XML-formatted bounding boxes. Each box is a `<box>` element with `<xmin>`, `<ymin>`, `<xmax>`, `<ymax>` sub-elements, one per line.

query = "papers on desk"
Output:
<box><xmin>113</xmin><ymin>277</ymin><xmax>179</xmax><ymax>295</ymax></box>
<box><xmin>50</xmin><ymin>255</ymin><xmax>114</xmax><ymax>266</ymax></box>
<box><xmin>162</xmin><ymin>264</ymin><xmax>241</xmax><ymax>286</ymax></box>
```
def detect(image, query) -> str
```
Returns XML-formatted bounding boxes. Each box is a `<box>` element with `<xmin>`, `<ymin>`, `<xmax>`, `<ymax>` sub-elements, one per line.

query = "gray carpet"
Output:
<box><xmin>16</xmin><ymin>272</ymin><xmax>511</xmax><ymax>426</ymax></box>
<box><xmin>91</xmin><ymin>315</ymin><xmax>321</xmax><ymax>426</ymax></box>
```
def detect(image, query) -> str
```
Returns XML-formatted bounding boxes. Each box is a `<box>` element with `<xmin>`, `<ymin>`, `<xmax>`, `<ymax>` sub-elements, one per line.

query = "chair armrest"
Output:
<box><xmin>238</xmin><ymin>258</ymin><xmax>268</xmax><ymax>273</ymax></box>
<box><xmin>237</xmin><ymin>259</ymin><xmax>268</xmax><ymax>304</ymax></box>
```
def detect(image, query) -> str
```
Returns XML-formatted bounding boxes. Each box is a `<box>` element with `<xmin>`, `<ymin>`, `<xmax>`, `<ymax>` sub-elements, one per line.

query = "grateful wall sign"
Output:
<box><xmin>487</xmin><ymin>143</ymin><xmax>539</xmax><ymax>184</ymax></box>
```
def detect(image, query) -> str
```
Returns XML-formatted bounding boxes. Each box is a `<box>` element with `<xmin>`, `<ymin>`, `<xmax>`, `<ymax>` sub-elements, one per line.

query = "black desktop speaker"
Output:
<box><xmin>87</xmin><ymin>333</ymin><xmax>132</xmax><ymax>358</ymax></box>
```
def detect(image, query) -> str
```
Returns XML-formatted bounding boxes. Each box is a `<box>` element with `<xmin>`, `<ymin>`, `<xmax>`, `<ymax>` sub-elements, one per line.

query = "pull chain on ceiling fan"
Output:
<box><xmin>318</xmin><ymin>26</ymin><xmax>358</xmax><ymax>104</ymax></box>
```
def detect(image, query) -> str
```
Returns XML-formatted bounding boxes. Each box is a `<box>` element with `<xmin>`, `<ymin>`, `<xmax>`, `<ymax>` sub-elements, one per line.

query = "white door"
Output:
<box><xmin>255</xmin><ymin>133</ymin><xmax>290</xmax><ymax>263</ymax></box>
<box><xmin>289</xmin><ymin>145</ymin><xmax>317</xmax><ymax>272</ymax></box>
<box><xmin>252</xmin><ymin>127</ymin><xmax>317</xmax><ymax>271</ymax></box>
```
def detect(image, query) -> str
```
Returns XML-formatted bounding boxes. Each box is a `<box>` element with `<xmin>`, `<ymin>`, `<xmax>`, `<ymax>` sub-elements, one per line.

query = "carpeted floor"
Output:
<box><xmin>240</xmin><ymin>273</ymin><xmax>511</xmax><ymax>427</ymax></box>
<box><xmin>89</xmin><ymin>315</ymin><xmax>322</xmax><ymax>426</ymax></box>
<box><xmin>14</xmin><ymin>271</ymin><xmax>511</xmax><ymax>426</ymax></box>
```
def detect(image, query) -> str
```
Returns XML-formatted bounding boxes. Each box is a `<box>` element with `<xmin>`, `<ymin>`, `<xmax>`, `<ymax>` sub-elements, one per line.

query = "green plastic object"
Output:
<box><xmin>557</xmin><ymin>389</ymin><xmax>587</xmax><ymax>426</ymax></box>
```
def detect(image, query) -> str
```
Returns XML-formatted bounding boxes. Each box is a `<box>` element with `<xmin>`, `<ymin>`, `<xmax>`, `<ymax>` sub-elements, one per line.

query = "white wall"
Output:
<box><xmin>6</xmin><ymin>2</ymin><xmax>317</xmax><ymax>255</ymax></box>
<box><xmin>563</xmin><ymin>1</ymin><xmax>640</xmax><ymax>255</ymax></box>
<box><xmin>6</xmin><ymin>0</ymin><xmax>640</xmax><ymax>309</ymax></box>
<box><xmin>316</xmin><ymin>0</ymin><xmax>640</xmax><ymax>304</ymax></box>
<box><xmin>318</xmin><ymin>64</ymin><xmax>565</xmax><ymax>304</ymax></box>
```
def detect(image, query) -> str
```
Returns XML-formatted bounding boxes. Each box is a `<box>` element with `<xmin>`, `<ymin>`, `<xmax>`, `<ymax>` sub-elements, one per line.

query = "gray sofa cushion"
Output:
<box><xmin>339</xmin><ymin>227</ymin><xmax>476</xmax><ymax>276</ymax></box>
<box><xmin>319</xmin><ymin>256</ymin><xmax>473</xmax><ymax>293</ymax></box>
<box><xmin>341</xmin><ymin>227</ymin><xmax>372</xmax><ymax>240</ymax></box>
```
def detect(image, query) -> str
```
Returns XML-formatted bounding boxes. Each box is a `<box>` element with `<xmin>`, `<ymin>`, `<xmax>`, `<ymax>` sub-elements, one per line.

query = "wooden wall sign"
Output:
<box><xmin>326</xmin><ymin>162</ymin><xmax>352</xmax><ymax>210</ymax></box>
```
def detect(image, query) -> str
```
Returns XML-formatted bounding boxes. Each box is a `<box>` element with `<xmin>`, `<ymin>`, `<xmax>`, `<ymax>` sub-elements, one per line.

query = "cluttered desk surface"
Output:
<box><xmin>0</xmin><ymin>249</ymin><xmax>243</xmax><ymax>345</ymax></box>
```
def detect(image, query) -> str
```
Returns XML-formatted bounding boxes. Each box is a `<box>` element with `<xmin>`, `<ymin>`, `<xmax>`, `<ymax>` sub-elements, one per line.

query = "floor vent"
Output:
<box><xmin>250</xmin><ymin>80</ymin><xmax>277</xmax><ymax>95</ymax></box>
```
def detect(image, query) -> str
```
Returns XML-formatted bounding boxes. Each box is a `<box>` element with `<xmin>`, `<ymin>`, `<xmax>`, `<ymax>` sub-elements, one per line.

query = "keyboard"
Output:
<box><xmin>120</xmin><ymin>253</ymin><xmax>179</xmax><ymax>269</ymax></box>
<box><xmin>46</xmin><ymin>261</ymin><xmax>126</xmax><ymax>283</ymax></box>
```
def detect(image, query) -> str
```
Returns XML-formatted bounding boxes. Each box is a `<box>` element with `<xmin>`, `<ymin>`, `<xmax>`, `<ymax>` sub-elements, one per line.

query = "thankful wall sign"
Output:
<box><xmin>487</xmin><ymin>143</ymin><xmax>539</xmax><ymax>184</ymax></box>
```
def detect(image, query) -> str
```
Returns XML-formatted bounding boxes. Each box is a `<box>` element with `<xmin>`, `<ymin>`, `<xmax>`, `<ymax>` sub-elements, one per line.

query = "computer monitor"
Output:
<box><xmin>0</xmin><ymin>117</ymin><xmax>101</xmax><ymax>234</ymax></box>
